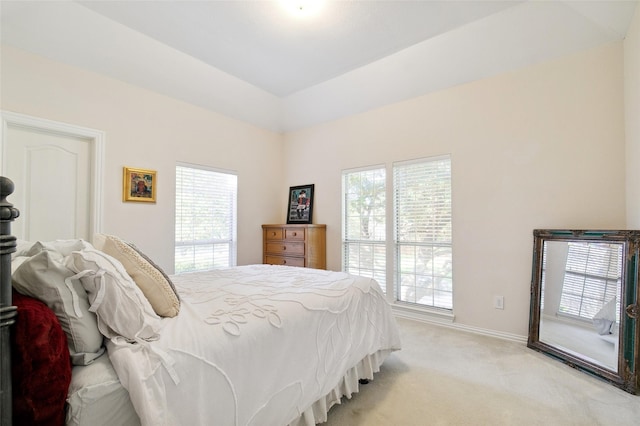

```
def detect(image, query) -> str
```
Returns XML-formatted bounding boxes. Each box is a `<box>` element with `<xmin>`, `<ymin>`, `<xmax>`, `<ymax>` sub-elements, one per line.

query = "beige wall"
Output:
<box><xmin>283</xmin><ymin>43</ymin><xmax>626</xmax><ymax>336</ymax></box>
<box><xmin>0</xmin><ymin>46</ymin><xmax>284</xmax><ymax>273</ymax></box>
<box><xmin>1</xmin><ymin>40</ymin><xmax>628</xmax><ymax>338</ymax></box>
<box><xmin>626</xmin><ymin>6</ymin><xmax>640</xmax><ymax>228</ymax></box>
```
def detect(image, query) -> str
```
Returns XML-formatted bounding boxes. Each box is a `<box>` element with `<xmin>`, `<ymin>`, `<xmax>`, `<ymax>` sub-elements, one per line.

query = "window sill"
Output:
<box><xmin>391</xmin><ymin>302</ymin><xmax>455</xmax><ymax>325</ymax></box>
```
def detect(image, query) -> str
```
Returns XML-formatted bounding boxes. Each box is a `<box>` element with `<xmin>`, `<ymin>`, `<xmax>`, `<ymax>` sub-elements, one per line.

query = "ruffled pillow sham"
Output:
<box><xmin>12</xmin><ymin>241</ymin><xmax>105</xmax><ymax>366</ymax></box>
<box><xmin>64</xmin><ymin>248</ymin><xmax>161</xmax><ymax>342</ymax></box>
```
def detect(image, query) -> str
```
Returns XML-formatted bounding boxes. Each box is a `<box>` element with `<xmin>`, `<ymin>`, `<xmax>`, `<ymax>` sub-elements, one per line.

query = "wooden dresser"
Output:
<box><xmin>262</xmin><ymin>224</ymin><xmax>326</xmax><ymax>269</ymax></box>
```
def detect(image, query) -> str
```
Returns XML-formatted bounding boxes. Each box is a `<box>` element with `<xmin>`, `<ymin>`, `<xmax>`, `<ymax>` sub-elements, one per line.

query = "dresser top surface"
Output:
<box><xmin>262</xmin><ymin>224</ymin><xmax>326</xmax><ymax>228</ymax></box>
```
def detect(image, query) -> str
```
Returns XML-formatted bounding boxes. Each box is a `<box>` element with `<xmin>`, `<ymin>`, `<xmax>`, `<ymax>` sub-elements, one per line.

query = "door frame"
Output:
<box><xmin>0</xmin><ymin>111</ymin><xmax>105</xmax><ymax>239</ymax></box>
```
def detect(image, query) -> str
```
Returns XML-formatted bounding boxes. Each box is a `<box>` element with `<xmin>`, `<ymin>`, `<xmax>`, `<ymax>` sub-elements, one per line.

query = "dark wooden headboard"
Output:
<box><xmin>0</xmin><ymin>176</ymin><xmax>20</xmax><ymax>426</ymax></box>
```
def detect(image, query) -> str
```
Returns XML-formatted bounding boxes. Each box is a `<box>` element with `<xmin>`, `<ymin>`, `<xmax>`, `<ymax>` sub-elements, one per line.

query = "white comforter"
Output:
<box><xmin>107</xmin><ymin>265</ymin><xmax>401</xmax><ymax>426</ymax></box>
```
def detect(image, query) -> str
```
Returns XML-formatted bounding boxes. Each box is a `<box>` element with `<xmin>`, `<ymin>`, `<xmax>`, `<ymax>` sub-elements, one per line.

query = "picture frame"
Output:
<box><xmin>123</xmin><ymin>167</ymin><xmax>156</xmax><ymax>203</ymax></box>
<box><xmin>287</xmin><ymin>184</ymin><xmax>314</xmax><ymax>224</ymax></box>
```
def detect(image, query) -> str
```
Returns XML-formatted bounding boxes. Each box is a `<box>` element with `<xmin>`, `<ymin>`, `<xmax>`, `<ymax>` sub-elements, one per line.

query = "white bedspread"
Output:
<box><xmin>106</xmin><ymin>265</ymin><xmax>401</xmax><ymax>426</ymax></box>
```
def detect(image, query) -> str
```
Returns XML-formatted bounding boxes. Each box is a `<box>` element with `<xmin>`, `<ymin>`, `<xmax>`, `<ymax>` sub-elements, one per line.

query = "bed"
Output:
<box><xmin>0</xmin><ymin>175</ymin><xmax>401</xmax><ymax>426</ymax></box>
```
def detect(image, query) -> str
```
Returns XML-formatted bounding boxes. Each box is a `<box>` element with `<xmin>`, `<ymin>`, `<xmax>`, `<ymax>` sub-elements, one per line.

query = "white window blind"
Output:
<box><xmin>342</xmin><ymin>166</ymin><xmax>386</xmax><ymax>289</ymax></box>
<box><xmin>559</xmin><ymin>242</ymin><xmax>622</xmax><ymax>320</ymax></box>
<box><xmin>175</xmin><ymin>164</ymin><xmax>237</xmax><ymax>273</ymax></box>
<box><xmin>394</xmin><ymin>156</ymin><xmax>452</xmax><ymax>309</ymax></box>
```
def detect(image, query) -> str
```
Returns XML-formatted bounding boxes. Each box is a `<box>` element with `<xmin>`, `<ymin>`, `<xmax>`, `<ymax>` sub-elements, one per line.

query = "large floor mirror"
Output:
<box><xmin>528</xmin><ymin>230</ymin><xmax>639</xmax><ymax>394</ymax></box>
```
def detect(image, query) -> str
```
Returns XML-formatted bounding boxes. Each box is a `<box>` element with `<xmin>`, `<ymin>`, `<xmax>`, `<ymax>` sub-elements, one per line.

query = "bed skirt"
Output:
<box><xmin>66</xmin><ymin>348</ymin><xmax>393</xmax><ymax>426</ymax></box>
<box><xmin>290</xmin><ymin>349</ymin><xmax>393</xmax><ymax>426</ymax></box>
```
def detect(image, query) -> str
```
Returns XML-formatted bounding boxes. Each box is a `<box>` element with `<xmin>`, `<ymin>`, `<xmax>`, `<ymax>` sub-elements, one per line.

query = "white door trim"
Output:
<box><xmin>0</xmin><ymin>111</ymin><xmax>105</xmax><ymax>239</ymax></box>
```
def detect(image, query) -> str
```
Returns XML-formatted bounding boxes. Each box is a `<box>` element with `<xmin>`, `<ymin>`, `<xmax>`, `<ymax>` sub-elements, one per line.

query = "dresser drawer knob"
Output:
<box><xmin>283</xmin><ymin>260</ymin><xmax>287</xmax><ymax>264</ymax></box>
<box><xmin>292</xmin><ymin>232</ymin><xmax>297</xmax><ymax>236</ymax></box>
<box><xmin>283</xmin><ymin>246</ymin><xmax>286</xmax><ymax>250</ymax></box>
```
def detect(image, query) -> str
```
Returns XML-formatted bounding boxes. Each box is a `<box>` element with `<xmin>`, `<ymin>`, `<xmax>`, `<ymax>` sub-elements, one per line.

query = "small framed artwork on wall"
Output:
<box><xmin>123</xmin><ymin>167</ymin><xmax>156</xmax><ymax>203</ymax></box>
<box><xmin>287</xmin><ymin>184</ymin><xmax>314</xmax><ymax>224</ymax></box>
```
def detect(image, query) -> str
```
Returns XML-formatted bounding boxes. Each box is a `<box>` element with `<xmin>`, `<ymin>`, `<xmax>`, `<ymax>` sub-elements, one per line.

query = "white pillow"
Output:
<box><xmin>11</xmin><ymin>239</ymin><xmax>35</xmax><ymax>259</ymax></box>
<box><xmin>12</xmin><ymin>249</ymin><xmax>105</xmax><ymax>365</ymax></box>
<box><xmin>22</xmin><ymin>239</ymin><xmax>93</xmax><ymax>257</ymax></box>
<box><xmin>11</xmin><ymin>256</ymin><xmax>29</xmax><ymax>274</ymax></box>
<box><xmin>93</xmin><ymin>233</ymin><xmax>180</xmax><ymax>318</ymax></box>
<box><xmin>64</xmin><ymin>248</ymin><xmax>161</xmax><ymax>342</ymax></box>
<box><xmin>593</xmin><ymin>297</ymin><xmax>617</xmax><ymax>335</ymax></box>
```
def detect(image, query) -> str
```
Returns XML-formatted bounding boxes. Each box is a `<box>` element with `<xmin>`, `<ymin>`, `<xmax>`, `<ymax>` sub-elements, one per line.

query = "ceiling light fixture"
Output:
<box><xmin>280</xmin><ymin>0</ymin><xmax>325</xmax><ymax>17</ymax></box>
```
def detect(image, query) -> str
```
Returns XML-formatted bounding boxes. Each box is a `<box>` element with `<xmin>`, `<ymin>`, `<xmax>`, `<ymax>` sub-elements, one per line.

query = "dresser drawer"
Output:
<box><xmin>264</xmin><ymin>227</ymin><xmax>284</xmax><ymax>240</ymax></box>
<box><xmin>265</xmin><ymin>241</ymin><xmax>305</xmax><ymax>256</ymax></box>
<box><xmin>264</xmin><ymin>255</ymin><xmax>305</xmax><ymax>267</ymax></box>
<box><xmin>284</xmin><ymin>228</ymin><xmax>305</xmax><ymax>241</ymax></box>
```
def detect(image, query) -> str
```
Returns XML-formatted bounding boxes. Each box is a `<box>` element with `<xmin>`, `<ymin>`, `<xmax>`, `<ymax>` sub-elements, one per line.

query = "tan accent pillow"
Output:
<box><xmin>93</xmin><ymin>234</ymin><xmax>180</xmax><ymax>317</ymax></box>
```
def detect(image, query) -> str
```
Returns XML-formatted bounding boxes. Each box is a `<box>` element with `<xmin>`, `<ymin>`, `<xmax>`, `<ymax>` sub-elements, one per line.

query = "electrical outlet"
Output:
<box><xmin>494</xmin><ymin>295</ymin><xmax>504</xmax><ymax>310</ymax></box>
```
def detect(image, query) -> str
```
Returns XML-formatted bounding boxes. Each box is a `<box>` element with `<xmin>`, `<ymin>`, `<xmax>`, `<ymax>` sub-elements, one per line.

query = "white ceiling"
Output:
<box><xmin>1</xmin><ymin>1</ymin><xmax>637</xmax><ymax>132</ymax></box>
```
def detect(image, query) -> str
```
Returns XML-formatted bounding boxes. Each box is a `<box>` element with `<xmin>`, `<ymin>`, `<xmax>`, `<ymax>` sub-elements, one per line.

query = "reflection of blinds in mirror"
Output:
<box><xmin>559</xmin><ymin>242</ymin><xmax>622</xmax><ymax>321</ymax></box>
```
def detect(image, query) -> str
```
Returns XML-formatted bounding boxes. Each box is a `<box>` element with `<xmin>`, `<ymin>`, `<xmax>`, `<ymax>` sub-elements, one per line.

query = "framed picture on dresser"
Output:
<box><xmin>287</xmin><ymin>184</ymin><xmax>314</xmax><ymax>224</ymax></box>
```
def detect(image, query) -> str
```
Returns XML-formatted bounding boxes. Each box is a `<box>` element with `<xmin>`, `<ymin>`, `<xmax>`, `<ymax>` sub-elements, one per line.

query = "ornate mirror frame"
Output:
<box><xmin>528</xmin><ymin>229</ymin><xmax>640</xmax><ymax>394</ymax></box>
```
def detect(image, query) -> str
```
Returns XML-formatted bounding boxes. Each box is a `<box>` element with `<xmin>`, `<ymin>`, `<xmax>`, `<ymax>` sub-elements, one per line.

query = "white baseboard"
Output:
<box><xmin>391</xmin><ymin>303</ymin><xmax>527</xmax><ymax>344</ymax></box>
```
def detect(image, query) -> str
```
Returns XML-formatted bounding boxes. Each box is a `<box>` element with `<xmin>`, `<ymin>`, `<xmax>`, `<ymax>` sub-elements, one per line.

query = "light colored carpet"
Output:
<box><xmin>324</xmin><ymin>317</ymin><xmax>640</xmax><ymax>426</ymax></box>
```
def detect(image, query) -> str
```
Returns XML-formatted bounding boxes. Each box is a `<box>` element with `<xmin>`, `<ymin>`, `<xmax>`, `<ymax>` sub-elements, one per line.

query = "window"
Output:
<box><xmin>342</xmin><ymin>166</ymin><xmax>387</xmax><ymax>288</ymax></box>
<box><xmin>341</xmin><ymin>156</ymin><xmax>453</xmax><ymax>311</ymax></box>
<box><xmin>394</xmin><ymin>156</ymin><xmax>452</xmax><ymax>309</ymax></box>
<box><xmin>175</xmin><ymin>164</ymin><xmax>237</xmax><ymax>273</ymax></box>
<box><xmin>559</xmin><ymin>242</ymin><xmax>622</xmax><ymax>321</ymax></box>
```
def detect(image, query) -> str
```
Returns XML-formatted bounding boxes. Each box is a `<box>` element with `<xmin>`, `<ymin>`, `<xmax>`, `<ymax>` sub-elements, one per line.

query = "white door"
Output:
<box><xmin>1</xmin><ymin>112</ymin><xmax>104</xmax><ymax>242</ymax></box>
